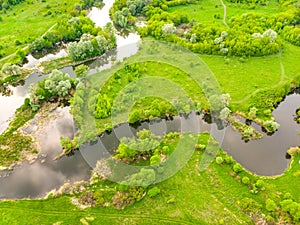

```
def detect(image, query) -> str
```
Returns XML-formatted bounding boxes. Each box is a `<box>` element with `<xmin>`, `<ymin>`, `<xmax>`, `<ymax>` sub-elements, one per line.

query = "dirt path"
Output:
<box><xmin>220</xmin><ymin>0</ymin><xmax>228</xmax><ymax>27</ymax></box>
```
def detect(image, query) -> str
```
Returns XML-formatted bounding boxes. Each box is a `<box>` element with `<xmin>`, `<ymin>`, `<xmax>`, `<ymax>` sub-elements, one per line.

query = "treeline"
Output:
<box><xmin>28</xmin><ymin>0</ymin><xmax>106</xmax><ymax>53</ymax></box>
<box><xmin>110</xmin><ymin>0</ymin><xmax>152</xmax><ymax>29</ymax></box>
<box><xmin>30</xmin><ymin>16</ymin><xmax>106</xmax><ymax>52</ymax></box>
<box><xmin>227</xmin><ymin>0</ymin><xmax>269</xmax><ymax>5</ymax></box>
<box><xmin>112</xmin><ymin>0</ymin><xmax>300</xmax><ymax>56</ymax></box>
<box><xmin>0</xmin><ymin>0</ymin><xmax>24</xmax><ymax>11</ymax></box>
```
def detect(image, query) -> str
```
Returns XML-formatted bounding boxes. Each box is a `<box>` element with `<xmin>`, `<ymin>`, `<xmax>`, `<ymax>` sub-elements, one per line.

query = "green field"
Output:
<box><xmin>0</xmin><ymin>0</ymin><xmax>78</xmax><ymax>66</ymax></box>
<box><xmin>201</xmin><ymin>42</ymin><xmax>300</xmax><ymax>111</ymax></box>
<box><xmin>168</xmin><ymin>0</ymin><xmax>285</xmax><ymax>26</ymax></box>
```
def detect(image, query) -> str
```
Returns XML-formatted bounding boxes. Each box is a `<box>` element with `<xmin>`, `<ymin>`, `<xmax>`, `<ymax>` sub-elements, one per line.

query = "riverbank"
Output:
<box><xmin>0</xmin><ymin>132</ymin><xmax>299</xmax><ymax>224</ymax></box>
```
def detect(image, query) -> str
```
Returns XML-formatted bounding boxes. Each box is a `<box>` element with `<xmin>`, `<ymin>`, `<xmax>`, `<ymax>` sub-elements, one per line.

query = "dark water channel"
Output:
<box><xmin>0</xmin><ymin>93</ymin><xmax>299</xmax><ymax>199</ymax></box>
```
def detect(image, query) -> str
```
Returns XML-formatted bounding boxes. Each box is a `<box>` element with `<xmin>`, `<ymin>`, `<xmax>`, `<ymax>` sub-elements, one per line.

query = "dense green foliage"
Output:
<box><xmin>0</xmin><ymin>0</ymin><xmax>24</xmax><ymax>11</ymax></box>
<box><xmin>30</xmin><ymin>16</ymin><xmax>105</xmax><ymax>52</ymax></box>
<box><xmin>67</xmin><ymin>28</ymin><xmax>115</xmax><ymax>61</ymax></box>
<box><xmin>29</xmin><ymin>69</ymin><xmax>78</xmax><ymax>111</ymax></box>
<box><xmin>111</xmin><ymin>0</ymin><xmax>300</xmax><ymax>57</ymax></box>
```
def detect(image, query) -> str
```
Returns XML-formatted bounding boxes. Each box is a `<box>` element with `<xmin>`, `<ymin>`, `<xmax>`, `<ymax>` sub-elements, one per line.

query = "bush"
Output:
<box><xmin>287</xmin><ymin>147</ymin><xmax>300</xmax><ymax>157</ymax></box>
<box><xmin>216</xmin><ymin>156</ymin><xmax>224</xmax><ymax>165</ymax></box>
<box><xmin>233</xmin><ymin>163</ymin><xmax>243</xmax><ymax>173</ymax></box>
<box><xmin>263</xmin><ymin>120</ymin><xmax>280</xmax><ymax>132</ymax></box>
<box><xmin>147</xmin><ymin>187</ymin><xmax>161</xmax><ymax>198</ymax></box>
<box><xmin>78</xmin><ymin>191</ymin><xmax>96</xmax><ymax>206</ymax></box>
<box><xmin>162</xmin><ymin>146</ymin><xmax>170</xmax><ymax>154</ymax></box>
<box><xmin>255</xmin><ymin>179</ymin><xmax>264</xmax><ymax>189</ymax></box>
<box><xmin>242</xmin><ymin>176</ymin><xmax>250</xmax><ymax>185</ymax></box>
<box><xmin>195</xmin><ymin>144</ymin><xmax>206</xmax><ymax>151</ymax></box>
<box><xmin>150</xmin><ymin>154</ymin><xmax>161</xmax><ymax>165</ymax></box>
<box><xmin>283</xmin><ymin>192</ymin><xmax>292</xmax><ymax>200</ymax></box>
<box><xmin>280</xmin><ymin>199</ymin><xmax>300</xmax><ymax>221</ymax></box>
<box><xmin>239</xmin><ymin>197</ymin><xmax>262</xmax><ymax>212</ymax></box>
<box><xmin>266</xmin><ymin>199</ymin><xmax>277</xmax><ymax>212</ymax></box>
<box><xmin>224</xmin><ymin>155</ymin><xmax>234</xmax><ymax>164</ymax></box>
<box><xmin>166</xmin><ymin>197</ymin><xmax>175</xmax><ymax>204</ymax></box>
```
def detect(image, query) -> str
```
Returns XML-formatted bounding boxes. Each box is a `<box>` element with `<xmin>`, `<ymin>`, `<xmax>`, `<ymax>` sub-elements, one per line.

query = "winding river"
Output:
<box><xmin>0</xmin><ymin>0</ymin><xmax>299</xmax><ymax>199</ymax></box>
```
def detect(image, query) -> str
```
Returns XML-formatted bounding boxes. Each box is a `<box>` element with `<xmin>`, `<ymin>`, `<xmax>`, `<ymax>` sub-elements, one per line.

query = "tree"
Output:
<box><xmin>147</xmin><ymin>187</ymin><xmax>160</xmax><ymax>197</ymax></box>
<box><xmin>266</xmin><ymin>199</ymin><xmax>277</xmax><ymax>212</ymax></box>
<box><xmin>255</xmin><ymin>179</ymin><xmax>264</xmax><ymax>189</ymax></box>
<box><xmin>162</xmin><ymin>23</ymin><xmax>176</xmax><ymax>34</ymax></box>
<box><xmin>190</xmin><ymin>33</ymin><xmax>197</xmax><ymax>43</ymax></box>
<box><xmin>128</xmin><ymin>168</ymin><xmax>156</xmax><ymax>186</ymax></box>
<box><xmin>263</xmin><ymin>120</ymin><xmax>280</xmax><ymax>132</ymax></box>
<box><xmin>248</xmin><ymin>107</ymin><xmax>257</xmax><ymax>119</ymax></box>
<box><xmin>242</xmin><ymin>176</ymin><xmax>250</xmax><ymax>185</ymax></box>
<box><xmin>113</xmin><ymin>11</ymin><xmax>128</xmax><ymax>28</ymax></box>
<box><xmin>263</xmin><ymin>29</ymin><xmax>277</xmax><ymax>42</ymax></box>
<box><xmin>219</xmin><ymin>107</ymin><xmax>231</xmax><ymax>120</ymax></box>
<box><xmin>44</xmin><ymin>70</ymin><xmax>73</xmax><ymax>97</ymax></box>
<box><xmin>150</xmin><ymin>154</ymin><xmax>161</xmax><ymax>165</ymax></box>
<box><xmin>216</xmin><ymin>156</ymin><xmax>224</xmax><ymax>164</ymax></box>
<box><xmin>233</xmin><ymin>163</ymin><xmax>243</xmax><ymax>173</ymax></box>
<box><xmin>1</xmin><ymin>63</ymin><xmax>21</xmax><ymax>76</ymax></box>
<box><xmin>95</xmin><ymin>35</ymin><xmax>112</xmax><ymax>54</ymax></box>
<box><xmin>224</xmin><ymin>155</ymin><xmax>234</xmax><ymax>164</ymax></box>
<box><xmin>75</xmin><ymin>64</ymin><xmax>89</xmax><ymax>78</ymax></box>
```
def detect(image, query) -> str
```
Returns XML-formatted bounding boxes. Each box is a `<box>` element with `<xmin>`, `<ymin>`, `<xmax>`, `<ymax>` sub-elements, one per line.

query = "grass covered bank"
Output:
<box><xmin>0</xmin><ymin>132</ymin><xmax>299</xmax><ymax>224</ymax></box>
<box><xmin>0</xmin><ymin>0</ymin><xmax>78</xmax><ymax>66</ymax></box>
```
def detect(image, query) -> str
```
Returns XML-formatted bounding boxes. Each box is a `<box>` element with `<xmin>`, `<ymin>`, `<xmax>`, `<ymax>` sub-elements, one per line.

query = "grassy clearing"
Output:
<box><xmin>200</xmin><ymin>42</ymin><xmax>300</xmax><ymax>114</ymax></box>
<box><xmin>168</xmin><ymin>0</ymin><xmax>225</xmax><ymax>27</ymax></box>
<box><xmin>0</xmin><ymin>132</ymin><xmax>299</xmax><ymax>224</ymax></box>
<box><xmin>168</xmin><ymin>0</ymin><xmax>284</xmax><ymax>26</ymax></box>
<box><xmin>224</xmin><ymin>0</ymin><xmax>285</xmax><ymax>19</ymax></box>
<box><xmin>0</xmin><ymin>0</ymin><xmax>77</xmax><ymax>66</ymax></box>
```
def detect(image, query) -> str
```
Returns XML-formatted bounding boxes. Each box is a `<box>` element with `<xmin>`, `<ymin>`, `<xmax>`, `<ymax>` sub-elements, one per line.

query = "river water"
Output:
<box><xmin>0</xmin><ymin>0</ymin><xmax>299</xmax><ymax>199</ymax></box>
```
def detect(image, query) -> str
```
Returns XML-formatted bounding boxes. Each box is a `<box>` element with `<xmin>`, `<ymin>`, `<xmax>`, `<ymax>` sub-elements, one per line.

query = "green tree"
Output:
<box><xmin>266</xmin><ymin>199</ymin><xmax>277</xmax><ymax>212</ymax></box>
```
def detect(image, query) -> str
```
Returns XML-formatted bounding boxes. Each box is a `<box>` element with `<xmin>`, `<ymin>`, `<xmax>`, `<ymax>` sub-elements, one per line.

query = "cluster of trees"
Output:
<box><xmin>0</xmin><ymin>0</ymin><xmax>24</xmax><ymax>11</ymax></box>
<box><xmin>29</xmin><ymin>69</ymin><xmax>79</xmax><ymax>111</ymax></box>
<box><xmin>240</xmin><ymin>193</ymin><xmax>300</xmax><ymax>223</ymax></box>
<box><xmin>67</xmin><ymin>32</ymin><xmax>115</xmax><ymax>61</ymax></box>
<box><xmin>1</xmin><ymin>63</ymin><xmax>21</xmax><ymax>76</ymax></box>
<box><xmin>113</xmin><ymin>0</ymin><xmax>300</xmax><ymax>56</ymax></box>
<box><xmin>79</xmin><ymin>0</ymin><xmax>103</xmax><ymax>10</ymax></box>
<box><xmin>282</xmin><ymin>25</ymin><xmax>300</xmax><ymax>46</ymax></box>
<box><xmin>91</xmin><ymin>63</ymin><xmax>193</xmax><ymax>124</ymax></box>
<box><xmin>29</xmin><ymin>16</ymin><xmax>103</xmax><ymax>52</ymax></box>
<box><xmin>229</xmin><ymin>10</ymin><xmax>300</xmax><ymax>47</ymax></box>
<box><xmin>93</xmin><ymin>64</ymin><xmax>142</xmax><ymax>119</ymax></box>
<box><xmin>280</xmin><ymin>198</ymin><xmax>300</xmax><ymax>221</ymax></box>
<box><xmin>30</xmin><ymin>15</ymin><xmax>116</xmax><ymax>56</ymax></box>
<box><xmin>228</xmin><ymin>0</ymin><xmax>269</xmax><ymax>5</ymax></box>
<box><xmin>138</xmin><ymin>3</ymin><xmax>283</xmax><ymax>56</ymax></box>
<box><xmin>216</xmin><ymin>151</ymin><xmax>266</xmax><ymax>194</ymax></box>
<box><xmin>111</xmin><ymin>0</ymin><xmax>152</xmax><ymax>29</ymax></box>
<box><xmin>115</xmin><ymin>129</ymin><xmax>161</xmax><ymax>162</ymax></box>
